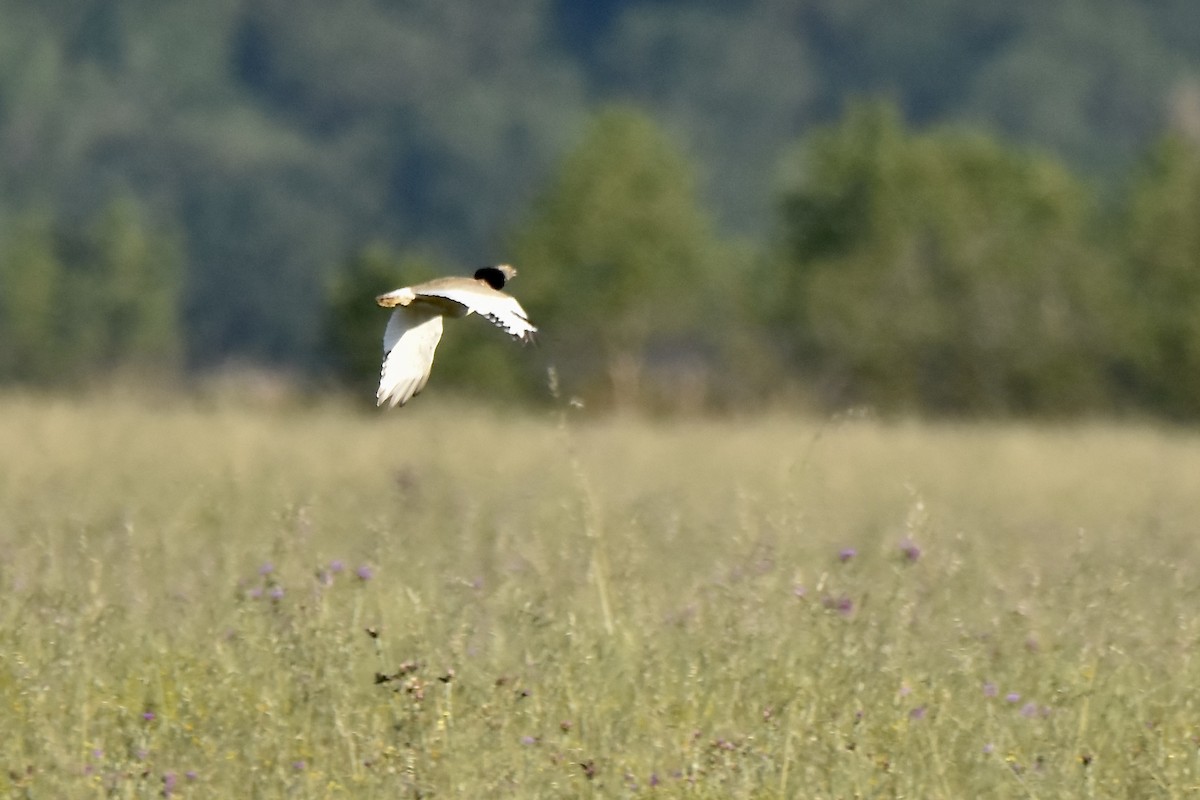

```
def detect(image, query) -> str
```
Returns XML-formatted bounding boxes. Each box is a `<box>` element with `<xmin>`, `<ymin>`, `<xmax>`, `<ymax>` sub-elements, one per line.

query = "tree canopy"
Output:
<box><xmin>5</xmin><ymin>1</ymin><xmax>1200</xmax><ymax>417</ymax></box>
<box><xmin>1119</xmin><ymin>136</ymin><xmax>1200</xmax><ymax>418</ymax></box>
<box><xmin>775</xmin><ymin>104</ymin><xmax>1118</xmax><ymax>415</ymax></box>
<box><xmin>0</xmin><ymin>197</ymin><xmax>182</xmax><ymax>385</ymax></box>
<box><xmin>513</xmin><ymin>108</ymin><xmax>728</xmax><ymax>409</ymax></box>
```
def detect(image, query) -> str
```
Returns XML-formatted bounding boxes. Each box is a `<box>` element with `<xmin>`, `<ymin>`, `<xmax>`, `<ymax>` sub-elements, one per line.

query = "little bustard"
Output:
<box><xmin>375</xmin><ymin>264</ymin><xmax>537</xmax><ymax>408</ymax></box>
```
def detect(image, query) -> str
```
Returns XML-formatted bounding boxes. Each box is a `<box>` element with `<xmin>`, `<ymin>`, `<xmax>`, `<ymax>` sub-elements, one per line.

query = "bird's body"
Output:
<box><xmin>375</xmin><ymin>264</ymin><xmax>536</xmax><ymax>408</ymax></box>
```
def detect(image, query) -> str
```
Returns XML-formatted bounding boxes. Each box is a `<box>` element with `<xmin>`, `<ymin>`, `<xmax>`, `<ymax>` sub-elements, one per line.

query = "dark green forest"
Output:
<box><xmin>3</xmin><ymin>0</ymin><xmax>1200</xmax><ymax>416</ymax></box>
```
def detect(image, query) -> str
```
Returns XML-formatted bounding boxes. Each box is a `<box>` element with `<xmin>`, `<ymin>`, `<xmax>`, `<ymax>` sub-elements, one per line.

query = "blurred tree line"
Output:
<box><xmin>328</xmin><ymin>103</ymin><xmax>1200</xmax><ymax>418</ymax></box>
<box><xmin>0</xmin><ymin>198</ymin><xmax>181</xmax><ymax>384</ymax></box>
<box><xmin>4</xmin><ymin>1</ymin><xmax>1200</xmax><ymax>417</ymax></box>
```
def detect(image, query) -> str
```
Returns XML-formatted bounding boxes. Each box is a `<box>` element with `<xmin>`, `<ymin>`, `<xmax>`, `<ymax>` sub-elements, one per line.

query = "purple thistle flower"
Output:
<box><xmin>899</xmin><ymin>538</ymin><xmax>922</xmax><ymax>561</ymax></box>
<box><xmin>1020</xmin><ymin>702</ymin><xmax>1038</xmax><ymax>718</ymax></box>
<box><xmin>520</xmin><ymin>735</ymin><xmax>538</xmax><ymax>746</ymax></box>
<box><xmin>292</xmin><ymin>760</ymin><xmax>306</xmax><ymax>772</ymax></box>
<box><xmin>185</xmin><ymin>771</ymin><xmax>198</xmax><ymax>781</ymax></box>
<box><xmin>268</xmin><ymin>586</ymin><xmax>284</xmax><ymax>601</ymax></box>
<box><xmin>247</xmin><ymin>587</ymin><xmax>263</xmax><ymax>600</ymax></box>
<box><xmin>909</xmin><ymin>705</ymin><xmax>927</xmax><ymax>720</ymax></box>
<box><xmin>162</xmin><ymin>772</ymin><xmax>177</xmax><ymax>797</ymax></box>
<box><xmin>649</xmin><ymin>773</ymin><xmax>661</xmax><ymax>787</ymax></box>
<box><xmin>330</xmin><ymin>560</ymin><xmax>345</xmax><ymax>574</ymax></box>
<box><xmin>259</xmin><ymin>562</ymin><xmax>274</xmax><ymax>576</ymax></box>
<box><xmin>91</xmin><ymin>748</ymin><xmax>104</xmax><ymax>759</ymax></box>
<box><xmin>142</xmin><ymin>711</ymin><xmax>156</xmax><ymax>722</ymax></box>
<box><xmin>983</xmin><ymin>682</ymin><xmax>998</xmax><ymax>697</ymax></box>
<box><xmin>822</xmin><ymin>594</ymin><xmax>855</xmax><ymax>615</ymax></box>
<box><xmin>355</xmin><ymin>564</ymin><xmax>374</xmax><ymax>581</ymax></box>
<box><xmin>1005</xmin><ymin>692</ymin><xmax>1021</xmax><ymax>704</ymax></box>
<box><xmin>838</xmin><ymin>547</ymin><xmax>857</xmax><ymax>563</ymax></box>
<box><xmin>983</xmin><ymin>743</ymin><xmax>995</xmax><ymax>755</ymax></box>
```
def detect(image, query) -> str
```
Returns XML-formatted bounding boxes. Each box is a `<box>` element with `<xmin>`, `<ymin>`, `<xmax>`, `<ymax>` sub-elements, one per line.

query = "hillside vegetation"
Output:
<box><xmin>4</xmin><ymin>2</ymin><xmax>1200</xmax><ymax>417</ymax></box>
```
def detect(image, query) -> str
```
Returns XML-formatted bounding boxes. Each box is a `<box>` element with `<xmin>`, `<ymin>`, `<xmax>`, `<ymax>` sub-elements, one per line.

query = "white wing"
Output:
<box><xmin>377</xmin><ymin>307</ymin><xmax>445</xmax><ymax>408</ymax></box>
<box><xmin>415</xmin><ymin>285</ymin><xmax>537</xmax><ymax>342</ymax></box>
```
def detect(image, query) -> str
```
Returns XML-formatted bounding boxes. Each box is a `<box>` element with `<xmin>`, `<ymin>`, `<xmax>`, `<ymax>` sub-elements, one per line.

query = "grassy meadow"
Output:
<box><xmin>1</xmin><ymin>392</ymin><xmax>1199</xmax><ymax>798</ymax></box>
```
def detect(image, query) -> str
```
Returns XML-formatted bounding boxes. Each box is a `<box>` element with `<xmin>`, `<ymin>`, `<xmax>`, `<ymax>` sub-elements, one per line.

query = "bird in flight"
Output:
<box><xmin>375</xmin><ymin>264</ymin><xmax>537</xmax><ymax>408</ymax></box>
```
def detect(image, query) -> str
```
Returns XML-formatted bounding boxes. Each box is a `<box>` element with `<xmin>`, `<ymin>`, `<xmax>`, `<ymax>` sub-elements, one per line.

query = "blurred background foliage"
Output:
<box><xmin>3</xmin><ymin>0</ymin><xmax>1200</xmax><ymax>416</ymax></box>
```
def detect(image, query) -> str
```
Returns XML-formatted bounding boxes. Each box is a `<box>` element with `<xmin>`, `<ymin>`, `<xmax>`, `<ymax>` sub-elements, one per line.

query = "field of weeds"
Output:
<box><xmin>1</xmin><ymin>393</ymin><xmax>1198</xmax><ymax>798</ymax></box>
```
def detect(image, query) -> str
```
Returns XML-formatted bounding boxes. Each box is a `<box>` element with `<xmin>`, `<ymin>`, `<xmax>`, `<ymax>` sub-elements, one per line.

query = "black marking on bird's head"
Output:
<box><xmin>475</xmin><ymin>264</ymin><xmax>516</xmax><ymax>290</ymax></box>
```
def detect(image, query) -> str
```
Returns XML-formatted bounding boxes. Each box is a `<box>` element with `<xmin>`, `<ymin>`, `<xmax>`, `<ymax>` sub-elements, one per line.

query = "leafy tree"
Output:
<box><xmin>0</xmin><ymin>213</ymin><xmax>64</xmax><ymax>382</ymax></box>
<box><xmin>512</xmin><ymin>107</ymin><xmax>728</xmax><ymax>410</ymax></box>
<box><xmin>1119</xmin><ymin>135</ymin><xmax>1200</xmax><ymax>417</ymax></box>
<box><xmin>81</xmin><ymin>197</ymin><xmax>183</xmax><ymax>372</ymax></box>
<box><xmin>777</xmin><ymin>102</ymin><xmax>1116</xmax><ymax>415</ymax></box>
<box><xmin>0</xmin><ymin>198</ymin><xmax>182</xmax><ymax>385</ymax></box>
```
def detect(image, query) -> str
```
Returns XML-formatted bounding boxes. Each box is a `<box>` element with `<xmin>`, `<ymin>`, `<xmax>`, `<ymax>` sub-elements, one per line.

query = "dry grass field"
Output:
<box><xmin>1</xmin><ymin>392</ymin><xmax>1198</xmax><ymax>798</ymax></box>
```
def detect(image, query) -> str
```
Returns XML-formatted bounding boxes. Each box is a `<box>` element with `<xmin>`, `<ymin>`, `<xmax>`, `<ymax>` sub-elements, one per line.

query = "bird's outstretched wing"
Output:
<box><xmin>414</xmin><ymin>285</ymin><xmax>537</xmax><ymax>342</ymax></box>
<box><xmin>377</xmin><ymin>307</ymin><xmax>445</xmax><ymax>407</ymax></box>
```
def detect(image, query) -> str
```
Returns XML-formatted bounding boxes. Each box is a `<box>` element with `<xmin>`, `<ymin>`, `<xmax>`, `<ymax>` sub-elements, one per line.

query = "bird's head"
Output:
<box><xmin>474</xmin><ymin>264</ymin><xmax>517</xmax><ymax>290</ymax></box>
